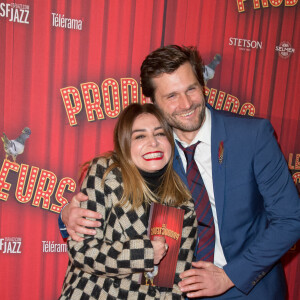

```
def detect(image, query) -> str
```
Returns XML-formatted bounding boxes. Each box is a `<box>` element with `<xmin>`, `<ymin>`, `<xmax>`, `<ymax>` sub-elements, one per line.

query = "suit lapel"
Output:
<box><xmin>209</xmin><ymin>105</ymin><xmax>227</xmax><ymax>230</ymax></box>
<box><xmin>173</xmin><ymin>145</ymin><xmax>189</xmax><ymax>188</ymax></box>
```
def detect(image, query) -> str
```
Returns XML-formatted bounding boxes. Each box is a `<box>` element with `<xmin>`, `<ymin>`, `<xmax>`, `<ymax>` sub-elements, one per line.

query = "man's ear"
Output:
<box><xmin>145</xmin><ymin>97</ymin><xmax>154</xmax><ymax>104</ymax></box>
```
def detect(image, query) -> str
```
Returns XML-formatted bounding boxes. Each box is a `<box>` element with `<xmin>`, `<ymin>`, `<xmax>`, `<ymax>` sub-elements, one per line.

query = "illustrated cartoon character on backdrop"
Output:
<box><xmin>203</xmin><ymin>54</ymin><xmax>221</xmax><ymax>84</ymax></box>
<box><xmin>2</xmin><ymin>127</ymin><xmax>31</xmax><ymax>162</ymax></box>
<box><xmin>144</xmin><ymin>265</ymin><xmax>159</xmax><ymax>286</ymax></box>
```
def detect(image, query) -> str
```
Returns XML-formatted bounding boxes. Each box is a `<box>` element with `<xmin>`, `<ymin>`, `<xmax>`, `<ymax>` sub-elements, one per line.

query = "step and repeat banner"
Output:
<box><xmin>0</xmin><ymin>0</ymin><xmax>299</xmax><ymax>299</ymax></box>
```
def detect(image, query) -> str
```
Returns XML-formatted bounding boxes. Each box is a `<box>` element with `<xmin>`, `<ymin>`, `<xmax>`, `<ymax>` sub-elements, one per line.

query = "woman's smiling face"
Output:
<box><xmin>130</xmin><ymin>113</ymin><xmax>172</xmax><ymax>173</ymax></box>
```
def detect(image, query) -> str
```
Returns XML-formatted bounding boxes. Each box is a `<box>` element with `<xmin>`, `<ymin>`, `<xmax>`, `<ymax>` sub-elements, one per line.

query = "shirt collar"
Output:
<box><xmin>174</xmin><ymin>107</ymin><xmax>211</xmax><ymax>147</ymax></box>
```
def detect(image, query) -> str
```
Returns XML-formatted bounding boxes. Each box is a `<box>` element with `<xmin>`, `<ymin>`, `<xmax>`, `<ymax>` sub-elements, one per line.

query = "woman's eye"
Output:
<box><xmin>156</xmin><ymin>132</ymin><xmax>165</xmax><ymax>137</ymax></box>
<box><xmin>135</xmin><ymin>135</ymin><xmax>145</xmax><ymax>139</ymax></box>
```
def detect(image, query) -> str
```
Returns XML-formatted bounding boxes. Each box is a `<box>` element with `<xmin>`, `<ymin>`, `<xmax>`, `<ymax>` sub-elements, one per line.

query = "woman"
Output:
<box><xmin>60</xmin><ymin>103</ymin><xmax>197</xmax><ymax>299</ymax></box>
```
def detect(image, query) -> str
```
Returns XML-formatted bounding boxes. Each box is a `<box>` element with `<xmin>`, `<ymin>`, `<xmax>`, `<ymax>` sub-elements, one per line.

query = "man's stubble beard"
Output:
<box><xmin>164</xmin><ymin>103</ymin><xmax>206</xmax><ymax>133</ymax></box>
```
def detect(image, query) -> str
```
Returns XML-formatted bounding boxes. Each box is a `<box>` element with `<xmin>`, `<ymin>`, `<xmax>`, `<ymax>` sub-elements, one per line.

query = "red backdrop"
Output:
<box><xmin>0</xmin><ymin>1</ymin><xmax>299</xmax><ymax>299</ymax></box>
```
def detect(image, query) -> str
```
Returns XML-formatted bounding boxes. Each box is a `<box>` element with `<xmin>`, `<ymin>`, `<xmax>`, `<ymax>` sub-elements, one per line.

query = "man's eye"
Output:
<box><xmin>167</xmin><ymin>94</ymin><xmax>175</xmax><ymax>99</ymax></box>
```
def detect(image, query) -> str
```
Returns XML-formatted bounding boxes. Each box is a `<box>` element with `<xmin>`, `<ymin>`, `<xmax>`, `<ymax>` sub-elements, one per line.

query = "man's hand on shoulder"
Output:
<box><xmin>179</xmin><ymin>261</ymin><xmax>234</xmax><ymax>298</ymax></box>
<box><xmin>62</xmin><ymin>192</ymin><xmax>102</xmax><ymax>242</ymax></box>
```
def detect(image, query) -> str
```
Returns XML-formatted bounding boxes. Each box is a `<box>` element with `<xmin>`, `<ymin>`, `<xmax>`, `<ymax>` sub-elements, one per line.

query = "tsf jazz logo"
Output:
<box><xmin>0</xmin><ymin>3</ymin><xmax>29</xmax><ymax>24</ymax></box>
<box><xmin>0</xmin><ymin>237</ymin><xmax>22</xmax><ymax>254</ymax></box>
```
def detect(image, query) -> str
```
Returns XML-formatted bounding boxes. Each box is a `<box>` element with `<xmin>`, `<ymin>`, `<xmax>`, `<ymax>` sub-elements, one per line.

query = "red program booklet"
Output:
<box><xmin>140</xmin><ymin>202</ymin><xmax>185</xmax><ymax>288</ymax></box>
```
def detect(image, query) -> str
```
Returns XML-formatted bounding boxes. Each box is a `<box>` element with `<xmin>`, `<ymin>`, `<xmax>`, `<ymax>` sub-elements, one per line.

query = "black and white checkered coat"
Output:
<box><xmin>60</xmin><ymin>157</ymin><xmax>197</xmax><ymax>300</ymax></box>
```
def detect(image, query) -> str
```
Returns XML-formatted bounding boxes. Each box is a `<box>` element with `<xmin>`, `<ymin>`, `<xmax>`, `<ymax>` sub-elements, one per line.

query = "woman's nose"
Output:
<box><xmin>149</xmin><ymin>135</ymin><xmax>159</xmax><ymax>146</ymax></box>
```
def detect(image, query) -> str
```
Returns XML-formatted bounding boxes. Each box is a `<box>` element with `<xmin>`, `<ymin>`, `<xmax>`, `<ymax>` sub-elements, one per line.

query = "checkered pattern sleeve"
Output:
<box><xmin>67</xmin><ymin>158</ymin><xmax>154</xmax><ymax>277</ymax></box>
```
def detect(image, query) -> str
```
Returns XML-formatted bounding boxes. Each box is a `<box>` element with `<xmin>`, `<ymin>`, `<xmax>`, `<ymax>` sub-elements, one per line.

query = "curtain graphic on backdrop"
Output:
<box><xmin>0</xmin><ymin>1</ymin><xmax>299</xmax><ymax>299</ymax></box>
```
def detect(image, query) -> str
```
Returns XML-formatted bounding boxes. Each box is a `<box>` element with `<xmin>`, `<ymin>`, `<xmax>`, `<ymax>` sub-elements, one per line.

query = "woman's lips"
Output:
<box><xmin>142</xmin><ymin>151</ymin><xmax>164</xmax><ymax>161</ymax></box>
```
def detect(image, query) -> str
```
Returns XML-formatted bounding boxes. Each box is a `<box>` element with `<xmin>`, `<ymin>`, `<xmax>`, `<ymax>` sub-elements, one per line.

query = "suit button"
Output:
<box><xmin>113</xmin><ymin>280</ymin><xmax>120</xmax><ymax>288</ymax></box>
<box><xmin>149</xmin><ymin>287</ymin><xmax>156</xmax><ymax>297</ymax></box>
<box><xmin>252</xmin><ymin>281</ymin><xmax>256</xmax><ymax>286</ymax></box>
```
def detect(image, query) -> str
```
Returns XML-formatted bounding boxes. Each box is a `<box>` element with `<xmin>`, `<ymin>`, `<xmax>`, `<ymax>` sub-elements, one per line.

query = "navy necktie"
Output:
<box><xmin>177</xmin><ymin>141</ymin><xmax>215</xmax><ymax>262</ymax></box>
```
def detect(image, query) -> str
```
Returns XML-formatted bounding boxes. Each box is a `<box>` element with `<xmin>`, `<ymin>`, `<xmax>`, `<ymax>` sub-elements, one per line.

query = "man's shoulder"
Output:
<box><xmin>208</xmin><ymin>104</ymin><xmax>270</xmax><ymax>128</ymax></box>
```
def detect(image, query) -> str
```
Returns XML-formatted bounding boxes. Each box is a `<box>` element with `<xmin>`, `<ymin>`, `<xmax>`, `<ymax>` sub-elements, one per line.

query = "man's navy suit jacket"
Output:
<box><xmin>173</xmin><ymin>104</ymin><xmax>300</xmax><ymax>299</ymax></box>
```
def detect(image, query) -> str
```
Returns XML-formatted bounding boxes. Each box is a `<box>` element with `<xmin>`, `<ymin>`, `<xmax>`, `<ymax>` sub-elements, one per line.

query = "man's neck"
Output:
<box><xmin>173</xmin><ymin>129</ymin><xmax>200</xmax><ymax>144</ymax></box>
<box><xmin>173</xmin><ymin>113</ymin><xmax>207</xmax><ymax>145</ymax></box>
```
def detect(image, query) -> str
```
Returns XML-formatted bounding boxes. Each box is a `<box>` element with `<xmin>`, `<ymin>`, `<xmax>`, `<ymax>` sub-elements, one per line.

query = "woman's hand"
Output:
<box><xmin>151</xmin><ymin>236</ymin><xmax>168</xmax><ymax>264</ymax></box>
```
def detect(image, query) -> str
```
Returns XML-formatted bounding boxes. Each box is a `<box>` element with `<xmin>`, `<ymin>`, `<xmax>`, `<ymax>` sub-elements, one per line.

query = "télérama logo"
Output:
<box><xmin>52</xmin><ymin>13</ymin><xmax>83</xmax><ymax>30</ymax></box>
<box><xmin>0</xmin><ymin>2</ymin><xmax>29</xmax><ymax>24</ymax></box>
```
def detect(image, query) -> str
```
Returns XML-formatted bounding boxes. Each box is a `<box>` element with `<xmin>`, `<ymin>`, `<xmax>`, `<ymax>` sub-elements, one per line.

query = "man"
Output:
<box><xmin>59</xmin><ymin>45</ymin><xmax>300</xmax><ymax>299</ymax></box>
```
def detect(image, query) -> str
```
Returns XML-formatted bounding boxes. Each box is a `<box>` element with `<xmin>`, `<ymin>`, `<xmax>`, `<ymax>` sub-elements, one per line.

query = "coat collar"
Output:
<box><xmin>208</xmin><ymin>104</ymin><xmax>227</xmax><ymax>229</ymax></box>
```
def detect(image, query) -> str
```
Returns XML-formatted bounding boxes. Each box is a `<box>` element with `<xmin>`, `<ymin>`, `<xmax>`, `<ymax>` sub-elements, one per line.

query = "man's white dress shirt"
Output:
<box><xmin>174</xmin><ymin>108</ymin><xmax>227</xmax><ymax>268</ymax></box>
